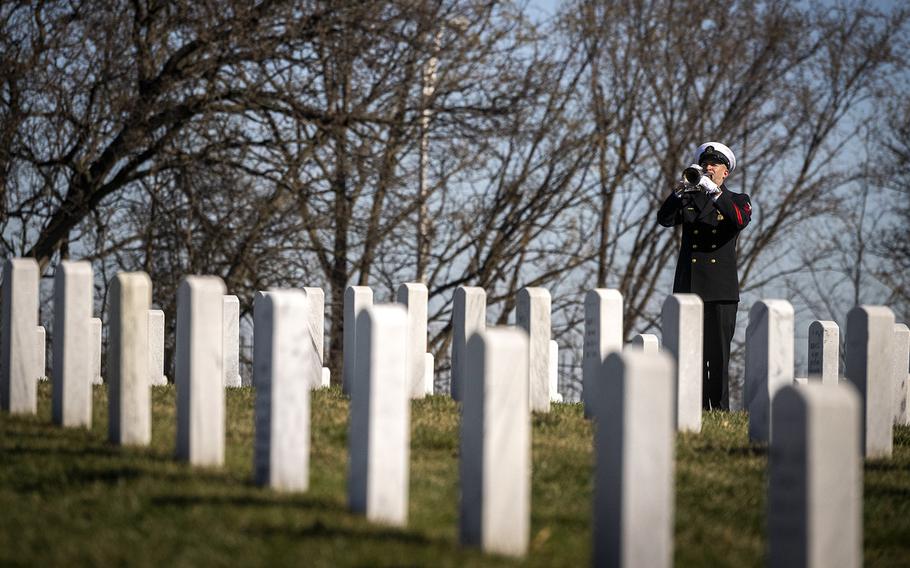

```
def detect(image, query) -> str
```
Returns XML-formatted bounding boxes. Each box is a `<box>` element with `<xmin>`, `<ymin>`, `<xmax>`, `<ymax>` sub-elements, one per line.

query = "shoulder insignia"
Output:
<box><xmin>717</xmin><ymin>213</ymin><xmax>724</xmax><ymax>220</ymax></box>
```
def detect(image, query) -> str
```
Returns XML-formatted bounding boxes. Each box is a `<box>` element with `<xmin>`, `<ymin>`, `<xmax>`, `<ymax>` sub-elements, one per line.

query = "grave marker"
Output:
<box><xmin>108</xmin><ymin>272</ymin><xmax>152</xmax><ymax>445</ymax></box>
<box><xmin>253</xmin><ymin>289</ymin><xmax>316</xmax><ymax>491</ymax></box>
<box><xmin>845</xmin><ymin>305</ymin><xmax>894</xmax><ymax>458</ymax></box>
<box><xmin>176</xmin><ymin>276</ymin><xmax>226</xmax><ymax>466</ymax></box>
<box><xmin>91</xmin><ymin>318</ymin><xmax>102</xmax><ymax>385</ymax></box>
<box><xmin>148</xmin><ymin>310</ymin><xmax>167</xmax><ymax>386</ymax></box>
<box><xmin>517</xmin><ymin>287</ymin><xmax>551</xmax><ymax>413</ymax></box>
<box><xmin>460</xmin><ymin>327</ymin><xmax>530</xmax><ymax>558</ymax></box>
<box><xmin>397</xmin><ymin>282</ymin><xmax>429</xmax><ymax>399</ymax></box>
<box><xmin>348</xmin><ymin>304</ymin><xmax>410</xmax><ymax>526</ymax></box>
<box><xmin>744</xmin><ymin>300</ymin><xmax>794</xmax><ymax>443</ymax></box>
<box><xmin>52</xmin><ymin>260</ymin><xmax>93</xmax><ymax>427</ymax></box>
<box><xmin>807</xmin><ymin>320</ymin><xmax>839</xmax><ymax>385</ymax></box>
<box><xmin>593</xmin><ymin>350</ymin><xmax>675</xmax><ymax>568</ymax></box>
<box><xmin>343</xmin><ymin>286</ymin><xmax>372</xmax><ymax>395</ymax></box>
<box><xmin>629</xmin><ymin>333</ymin><xmax>659</xmax><ymax>354</ymax></box>
<box><xmin>1</xmin><ymin>258</ymin><xmax>39</xmax><ymax>414</ymax></box>
<box><xmin>768</xmin><ymin>384</ymin><xmax>862</xmax><ymax>568</ymax></box>
<box><xmin>661</xmin><ymin>294</ymin><xmax>703</xmax><ymax>432</ymax></box>
<box><xmin>549</xmin><ymin>340</ymin><xmax>563</xmax><ymax>403</ymax></box>
<box><xmin>452</xmin><ymin>286</ymin><xmax>486</xmax><ymax>401</ymax></box>
<box><xmin>893</xmin><ymin>323</ymin><xmax>909</xmax><ymax>425</ymax></box>
<box><xmin>583</xmin><ymin>289</ymin><xmax>623</xmax><ymax>418</ymax></box>
<box><xmin>223</xmin><ymin>295</ymin><xmax>241</xmax><ymax>388</ymax></box>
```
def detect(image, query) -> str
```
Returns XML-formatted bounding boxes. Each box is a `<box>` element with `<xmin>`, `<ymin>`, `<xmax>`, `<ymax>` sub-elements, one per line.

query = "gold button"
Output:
<box><xmin>692</xmin><ymin>259</ymin><xmax>697</xmax><ymax>263</ymax></box>
<box><xmin>711</xmin><ymin>244</ymin><xmax>717</xmax><ymax>249</ymax></box>
<box><xmin>712</xmin><ymin>229</ymin><xmax>717</xmax><ymax>234</ymax></box>
<box><xmin>710</xmin><ymin>259</ymin><xmax>716</xmax><ymax>264</ymax></box>
<box><xmin>693</xmin><ymin>230</ymin><xmax>699</xmax><ymax>235</ymax></box>
<box><xmin>692</xmin><ymin>244</ymin><xmax>698</xmax><ymax>249</ymax></box>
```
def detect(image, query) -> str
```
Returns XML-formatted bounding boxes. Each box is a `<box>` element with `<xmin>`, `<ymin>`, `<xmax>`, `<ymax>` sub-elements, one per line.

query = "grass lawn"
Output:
<box><xmin>1</xmin><ymin>383</ymin><xmax>908</xmax><ymax>567</ymax></box>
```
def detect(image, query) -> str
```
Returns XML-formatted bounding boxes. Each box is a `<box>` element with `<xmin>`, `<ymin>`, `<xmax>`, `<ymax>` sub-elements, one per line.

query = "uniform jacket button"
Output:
<box><xmin>711</xmin><ymin>244</ymin><xmax>717</xmax><ymax>249</ymax></box>
<box><xmin>712</xmin><ymin>229</ymin><xmax>717</xmax><ymax>234</ymax></box>
<box><xmin>692</xmin><ymin>258</ymin><xmax>697</xmax><ymax>263</ymax></box>
<box><xmin>692</xmin><ymin>244</ymin><xmax>697</xmax><ymax>249</ymax></box>
<box><xmin>693</xmin><ymin>229</ymin><xmax>699</xmax><ymax>235</ymax></box>
<box><xmin>710</xmin><ymin>259</ymin><xmax>716</xmax><ymax>264</ymax></box>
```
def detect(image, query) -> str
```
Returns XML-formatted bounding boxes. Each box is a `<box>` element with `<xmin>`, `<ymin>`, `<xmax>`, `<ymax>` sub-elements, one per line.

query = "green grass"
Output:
<box><xmin>1</xmin><ymin>383</ymin><xmax>908</xmax><ymax>567</ymax></box>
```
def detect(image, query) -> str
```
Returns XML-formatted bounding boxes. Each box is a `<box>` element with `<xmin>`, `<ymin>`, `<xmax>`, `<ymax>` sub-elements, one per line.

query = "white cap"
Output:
<box><xmin>694</xmin><ymin>142</ymin><xmax>736</xmax><ymax>173</ymax></box>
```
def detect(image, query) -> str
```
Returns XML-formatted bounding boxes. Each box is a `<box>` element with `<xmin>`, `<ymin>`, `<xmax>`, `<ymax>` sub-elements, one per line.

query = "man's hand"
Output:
<box><xmin>698</xmin><ymin>175</ymin><xmax>721</xmax><ymax>196</ymax></box>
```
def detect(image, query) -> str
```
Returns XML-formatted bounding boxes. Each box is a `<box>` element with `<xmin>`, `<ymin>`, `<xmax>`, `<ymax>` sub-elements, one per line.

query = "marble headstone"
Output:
<box><xmin>222</xmin><ymin>295</ymin><xmax>241</xmax><ymax>388</ymax></box>
<box><xmin>893</xmin><ymin>323</ymin><xmax>909</xmax><ymax>425</ymax></box>
<box><xmin>460</xmin><ymin>327</ymin><xmax>530</xmax><ymax>558</ymax></box>
<box><xmin>253</xmin><ymin>289</ymin><xmax>316</xmax><ymax>491</ymax></box>
<box><xmin>36</xmin><ymin>326</ymin><xmax>46</xmax><ymax>381</ymax></box>
<box><xmin>845</xmin><ymin>305</ymin><xmax>894</xmax><ymax>458</ymax></box>
<box><xmin>1</xmin><ymin>258</ymin><xmax>39</xmax><ymax>414</ymax></box>
<box><xmin>661</xmin><ymin>294</ymin><xmax>703</xmax><ymax>432</ymax></box>
<box><xmin>629</xmin><ymin>333</ymin><xmax>659</xmax><ymax>354</ymax></box>
<box><xmin>424</xmin><ymin>352</ymin><xmax>434</xmax><ymax>395</ymax></box>
<box><xmin>807</xmin><ymin>320</ymin><xmax>839</xmax><ymax>385</ymax></box>
<box><xmin>451</xmin><ymin>286</ymin><xmax>486</xmax><ymax>401</ymax></box>
<box><xmin>768</xmin><ymin>384</ymin><xmax>862</xmax><ymax>568</ymax></box>
<box><xmin>176</xmin><ymin>276</ymin><xmax>227</xmax><ymax>466</ymax></box>
<box><xmin>148</xmin><ymin>309</ymin><xmax>167</xmax><ymax>386</ymax></box>
<box><xmin>343</xmin><ymin>286</ymin><xmax>373</xmax><ymax>395</ymax></box>
<box><xmin>348</xmin><ymin>304</ymin><xmax>410</xmax><ymax>526</ymax></box>
<box><xmin>91</xmin><ymin>318</ymin><xmax>103</xmax><ymax>385</ymax></box>
<box><xmin>594</xmin><ymin>350</ymin><xmax>675</xmax><ymax>568</ymax></box>
<box><xmin>583</xmin><ymin>289</ymin><xmax>623</xmax><ymax>418</ymax></box>
<box><xmin>744</xmin><ymin>300</ymin><xmax>794</xmax><ymax>444</ymax></box>
<box><xmin>303</xmin><ymin>287</ymin><xmax>327</xmax><ymax>386</ymax></box>
<box><xmin>52</xmin><ymin>260</ymin><xmax>93</xmax><ymax>427</ymax></box>
<box><xmin>397</xmin><ymin>282</ymin><xmax>429</xmax><ymax>399</ymax></box>
<box><xmin>549</xmin><ymin>339</ymin><xmax>563</xmax><ymax>403</ymax></box>
<box><xmin>517</xmin><ymin>287</ymin><xmax>551</xmax><ymax>413</ymax></box>
<box><xmin>108</xmin><ymin>272</ymin><xmax>152</xmax><ymax>445</ymax></box>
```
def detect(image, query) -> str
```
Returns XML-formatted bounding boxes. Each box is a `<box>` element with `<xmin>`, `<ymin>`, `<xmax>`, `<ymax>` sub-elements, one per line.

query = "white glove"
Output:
<box><xmin>698</xmin><ymin>175</ymin><xmax>721</xmax><ymax>195</ymax></box>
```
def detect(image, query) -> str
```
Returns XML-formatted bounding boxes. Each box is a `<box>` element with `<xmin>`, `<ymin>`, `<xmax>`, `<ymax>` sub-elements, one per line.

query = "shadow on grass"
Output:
<box><xmin>151</xmin><ymin>492</ymin><xmax>339</xmax><ymax>514</ymax></box>
<box><xmin>251</xmin><ymin>518</ymin><xmax>437</xmax><ymax>547</ymax></box>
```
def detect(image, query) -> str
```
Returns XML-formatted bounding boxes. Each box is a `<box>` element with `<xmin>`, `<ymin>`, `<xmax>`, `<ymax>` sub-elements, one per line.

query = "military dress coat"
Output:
<box><xmin>657</xmin><ymin>185</ymin><xmax>752</xmax><ymax>302</ymax></box>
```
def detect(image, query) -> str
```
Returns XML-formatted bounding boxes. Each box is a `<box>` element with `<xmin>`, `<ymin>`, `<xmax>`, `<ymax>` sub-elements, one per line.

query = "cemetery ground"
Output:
<box><xmin>1</xmin><ymin>384</ymin><xmax>908</xmax><ymax>567</ymax></box>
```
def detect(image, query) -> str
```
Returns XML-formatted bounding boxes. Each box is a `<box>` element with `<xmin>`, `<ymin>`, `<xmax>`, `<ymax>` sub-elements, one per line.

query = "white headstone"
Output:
<box><xmin>91</xmin><ymin>318</ymin><xmax>103</xmax><ymax>385</ymax></box>
<box><xmin>628</xmin><ymin>333</ymin><xmax>660</xmax><ymax>354</ymax></box>
<box><xmin>222</xmin><ymin>295</ymin><xmax>241</xmax><ymax>388</ymax></box>
<box><xmin>108</xmin><ymin>272</ymin><xmax>152</xmax><ymax>445</ymax></box>
<box><xmin>397</xmin><ymin>282</ymin><xmax>429</xmax><ymax>399</ymax></box>
<box><xmin>321</xmin><ymin>367</ymin><xmax>330</xmax><ymax>388</ymax></box>
<box><xmin>424</xmin><ymin>352</ymin><xmax>434</xmax><ymax>395</ymax></box>
<box><xmin>893</xmin><ymin>323</ymin><xmax>909</xmax><ymax>425</ymax></box>
<box><xmin>594</xmin><ymin>350</ymin><xmax>675</xmax><ymax>568</ymax></box>
<box><xmin>460</xmin><ymin>327</ymin><xmax>530</xmax><ymax>558</ymax></box>
<box><xmin>744</xmin><ymin>299</ymin><xmax>794</xmax><ymax>443</ymax></box>
<box><xmin>661</xmin><ymin>294</ymin><xmax>703</xmax><ymax>433</ymax></box>
<box><xmin>303</xmin><ymin>287</ymin><xmax>325</xmax><ymax>365</ymax></box>
<box><xmin>549</xmin><ymin>340</ymin><xmax>563</xmax><ymax>403</ymax></box>
<box><xmin>768</xmin><ymin>384</ymin><xmax>862</xmax><ymax>568</ymax></box>
<box><xmin>583</xmin><ymin>289</ymin><xmax>623</xmax><ymax>418</ymax></box>
<box><xmin>807</xmin><ymin>320</ymin><xmax>839</xmax><ymax>385</ymax></box>
<box><xmin>148</xmin><ymin>310</ymin><xmax>167</xmax><ymax>386</ymax></box>
<box><xmin>1</xmin><ymin>258</ymin><xmax>39</xmax><ymax>414</ymax></box>
<box><xmin>451</xmin><ymin>286</ymin><xmax>486</xmax><ymax>401</ymax></box>
<box><xmin>52</xmin><ymin>260</ymin><xmax>93</xmax><ymax>427</ymax></box>
<box><xmin>794</xmin><ymin>377</ymin><xmax>809</xmax><ymax>385</ymax></box>
<box><xmin>517</xmin><ymin>287</ymin><xmax>551</xmax><ymax>413</ymax></box>
<box><xmin>253</xmin><ymin>289</ymin><xmax>316</xmax><ymax>491</ymax></box>
<box><xmin>348</xmin><ymin>304</ymin><xmax>410</xmax><ymax>526</ymax></box>
<box><xmin>343</xmin><ymin>286</ymin><xmax>373</xmax><ymax>395</ymax></box>
<box><xmin>845</xmin><ymin>305</ymin><xmax>894</xmax><ymax>458</ymax></box>
<box><xmin>176</xmin><ymin>276</ymin><xmax>227</xmax><ymax>466</ymax></box>
<box><xmin>36</xmin><ymin>326</ymin><xmax>46</xmax><ymax>381</ymax></box>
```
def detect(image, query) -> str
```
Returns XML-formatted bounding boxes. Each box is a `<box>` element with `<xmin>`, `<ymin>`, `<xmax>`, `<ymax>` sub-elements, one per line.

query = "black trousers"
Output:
<box><xmin>702</xmin><ymin>301</ymin><xmax>738</xmax><ymax>410</ymax></box>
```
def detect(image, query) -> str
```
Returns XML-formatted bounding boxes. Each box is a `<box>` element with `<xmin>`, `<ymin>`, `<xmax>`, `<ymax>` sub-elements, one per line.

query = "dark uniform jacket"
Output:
<box><xmin>657</xmin><ymin>185</ymin><xmax>752</xmax><ymax>302</ymax></box>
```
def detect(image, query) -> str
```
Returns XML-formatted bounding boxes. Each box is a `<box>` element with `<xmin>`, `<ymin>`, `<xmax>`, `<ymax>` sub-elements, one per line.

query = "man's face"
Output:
<box><xmin>701</xmin><ymin>160</ymin><xmax>729</xmax><ymax>186</ymax></box>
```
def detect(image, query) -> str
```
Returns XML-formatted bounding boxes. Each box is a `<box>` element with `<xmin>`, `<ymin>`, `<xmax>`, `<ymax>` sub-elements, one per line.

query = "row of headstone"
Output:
<box><xmin>0</xmin><ymin>260</ymin><xmax>894</xmax><ymax>565</ymax></box>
